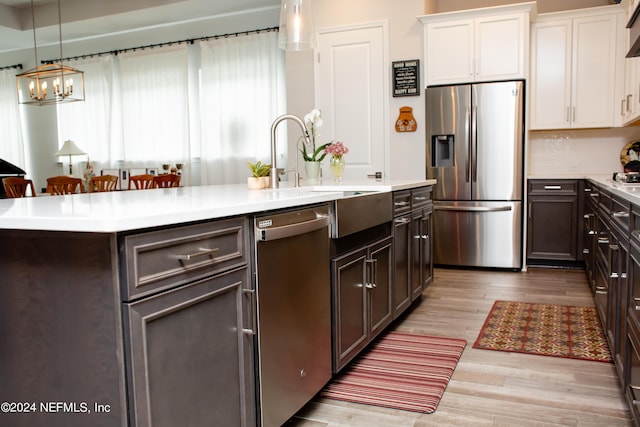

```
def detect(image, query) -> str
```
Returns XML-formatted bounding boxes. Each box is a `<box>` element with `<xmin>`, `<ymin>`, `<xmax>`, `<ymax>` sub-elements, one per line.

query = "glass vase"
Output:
<box><xmin>329</xmin><ymin>156</ymin><xmax>345</xmax><ymax>183</ymax></box>
<box><xmin>304</xmin><ymin>161</ymin><xmax>321</xmax><ymax>184</ymax></box>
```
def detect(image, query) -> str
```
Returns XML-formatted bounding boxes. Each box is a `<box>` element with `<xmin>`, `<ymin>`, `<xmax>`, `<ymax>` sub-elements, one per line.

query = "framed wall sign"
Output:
<box><xmin>392</xmin><ymin>59</ymin><xmax>420</xmax><ymax>97</ymax></box>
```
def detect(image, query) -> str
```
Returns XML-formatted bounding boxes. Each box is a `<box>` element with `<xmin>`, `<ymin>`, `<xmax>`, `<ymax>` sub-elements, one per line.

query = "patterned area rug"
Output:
<box><xmin>473</xmin><ymin>300</ymin><xmax>612</xmax><ymax>362</ymax></box>
<box><xmin>320</xmin><ymin>331</ymin><xmax>466</xmax><ymax>413</ymax></box>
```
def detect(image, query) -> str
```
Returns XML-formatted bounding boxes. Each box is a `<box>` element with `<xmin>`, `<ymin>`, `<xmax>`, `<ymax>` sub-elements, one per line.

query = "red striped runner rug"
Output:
<box><xmin>320</xmin><ymin>331</ymin><xmax>466</xmax><ymax>413</ymax></box>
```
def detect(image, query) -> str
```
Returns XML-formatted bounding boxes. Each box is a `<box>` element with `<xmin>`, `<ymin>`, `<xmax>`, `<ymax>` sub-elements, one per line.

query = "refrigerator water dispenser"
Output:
<box><xmin>432</xmin><ymin>135</ymin><xmax>454</xmax><ymax>167</ymax></box>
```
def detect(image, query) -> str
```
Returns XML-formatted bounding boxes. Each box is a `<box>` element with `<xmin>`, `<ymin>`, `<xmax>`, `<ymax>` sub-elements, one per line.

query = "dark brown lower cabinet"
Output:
<box><xmin>332</xmin><ymin>236</ymin><xmax>393</xmax><ymax>373</ymax></box>
<box><xmin>527</xmin><ymin>179</ymin><xmax>580</xmax><ymax>265</ymax></box>
<box><xmin>124</xmin><ymin>268</ymin><xmax>253</xmax><ymax>427</ymax></box>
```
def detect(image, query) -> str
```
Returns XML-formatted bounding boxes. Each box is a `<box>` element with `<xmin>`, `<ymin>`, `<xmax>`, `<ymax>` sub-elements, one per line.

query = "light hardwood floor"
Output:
<box><xmin>289</xmin><ymin>267</ymin><xmax>633</xmax><ymax>427</ymax></box>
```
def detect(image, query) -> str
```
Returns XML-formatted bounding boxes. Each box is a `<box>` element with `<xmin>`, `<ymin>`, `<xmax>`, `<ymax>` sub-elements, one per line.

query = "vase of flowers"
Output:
<box><xmin>300</xmin><ymin>108</ymin><xmax>330</xmax><ymax>184</ymax></box>
<box><xmin>325</xmin><ymin>141</ymin><xmax>349</xmax><ymax>183</ymax></box>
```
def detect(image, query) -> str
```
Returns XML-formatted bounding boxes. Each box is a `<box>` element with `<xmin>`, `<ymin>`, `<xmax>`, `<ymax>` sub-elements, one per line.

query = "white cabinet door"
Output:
<box><xmin>530</xmin><ymin>12</ymin><xmax>619</xmax><ymax>130</ymax></box>
<box><xmin>425</xmin><ymin>19</ymin><xmax>473</xmax><ymax>85</ymax></box>
<box><xmin>316</xmin><ymin>24</ymin><xmax>387</xmax><ymax>180</ymax></box>
<box><xmin>530</xmin><ymin>20</ymin><xmax>573</xmax><ymax>129</ymax></box>
<box><xmin>571</xmin><ymin>14</ymin><xmax>618</xmax><ymax>128</ymax></box>
<box><xmin>475</xmin><ymin>14</ymin><xmax>526</xmax><ymax>82</ymax></box>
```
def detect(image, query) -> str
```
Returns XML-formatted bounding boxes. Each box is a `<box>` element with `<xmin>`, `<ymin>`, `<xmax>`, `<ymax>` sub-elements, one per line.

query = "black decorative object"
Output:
<box><xmin>392</xmin><ymin>60</ymin><xmax>420</xmax><ymax>97</ymax></box>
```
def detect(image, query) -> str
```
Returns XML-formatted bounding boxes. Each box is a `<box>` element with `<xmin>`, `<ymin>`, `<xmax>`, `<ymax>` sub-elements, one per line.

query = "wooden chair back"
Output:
<box><xmin>2</xmin><ymin>177</ymin><xmax>36</xmax><ymax>198</ymax></box>
<box><xmin>153</xmin><ymin>174</ymin><xmax>181</xmax><ymax>188</ymax></box>
<box><xmin>128</xmin><ymin>174</ymin><xmax>155</xmax><ymax>190</ymax></box>
<box><xmin>46</xmin><ymin>176</ymin><xmax>83</xmax><ymax>195</ymax></box>
<box><xmin>89</xmin><ymin>175</ymin><xmax>118</xmax><ymax>192</ymax></box>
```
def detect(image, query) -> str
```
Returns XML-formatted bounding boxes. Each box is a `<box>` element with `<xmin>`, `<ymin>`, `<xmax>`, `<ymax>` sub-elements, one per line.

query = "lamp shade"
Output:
<box><xmin>55</xmin><ymin>140</ymin><xmax>86</xmax><ymax>157</ymax></box>
<box><xmin>278</xmin><ymin>0</ymin><xmax>315</xmax><ymax>51</ymax></box>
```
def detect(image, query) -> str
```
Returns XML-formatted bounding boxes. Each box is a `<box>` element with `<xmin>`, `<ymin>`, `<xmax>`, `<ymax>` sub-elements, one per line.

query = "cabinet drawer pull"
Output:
<box><xmin>583</xmin><ymin>249</ymin><xmax>590</xmax><ymax>254</ymax></box>
<box><xmin>595</xmin><ymin>290</ymin><xmax>607</xmax><ymax>295</ymax></box>
<box><xmin>395</xmin><ymin>201</ymin><xmax>410</xmax><ymax>207</ymax></box>
<box><xmin>414</xmin><ymin>196</ymin><xmax>427</xmax><ymax>201</ymax></box>
<box><xmin>365</xmin><ymin>283</ymin><xmax>377</xmax><ymax>289</ymax></box>
<box><xmin>590</xmin><ymin>193</ymin><xmax>599</xmax><ymax>198</ymax></box>
<box><xmin>583</xmin><ymin>213</ymin><xmax>594</xmax><ymax>219</ymax></box>
<box><xmin>395</xmin><ymin>218</ymin><xmax>411</xmax><ymax>224</ymax></box>
<box><xmin>584</xmin><ymin>188</ymin><xmax>592</xmax><ymax>192</ymax></box>
<box><xmin>598</xmin><ymin>238</ymin><xmax>609</xmax><ymax>244</ymax></box>
<box><xmin>610</xmin><ymin>273</ymin><xmax>619</xmax><ymax>279</ymax></box>
<box><xmin>610</xmin><ymin>244</ymin><xmax>619</xmax><ymax>251</ymax></box>
<box><xmin>613</xmin><ymin>211</ymin><xmax>630</xmax><ymax>218</ymax></box>
<box><xmin>175</xmin><ymin>247</ymin><xmax>220</xmax><ymax>261</ymax></box>
<box><xmin>543</xmin><ymin>185</ymin><xmax>562</xmax><ymax>190</ymax></box>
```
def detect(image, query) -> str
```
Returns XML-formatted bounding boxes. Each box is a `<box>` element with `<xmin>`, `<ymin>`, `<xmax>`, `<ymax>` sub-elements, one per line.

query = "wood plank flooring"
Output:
<box><xmin>288</xmin><ymin>267</ymin><xmax>633</xmax><ymax>427</ymax></box>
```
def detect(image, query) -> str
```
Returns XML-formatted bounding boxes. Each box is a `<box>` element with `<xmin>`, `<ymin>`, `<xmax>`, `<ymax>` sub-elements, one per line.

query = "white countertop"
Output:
<box><xmin>0</xmin><ymin>179</ymin><xmax>435</xmax><ymax>233</ymax></box>
<box><xmin>588</xmin><ymin>174</ymin><xmax>640</xmax><ymax>205</ymax></box>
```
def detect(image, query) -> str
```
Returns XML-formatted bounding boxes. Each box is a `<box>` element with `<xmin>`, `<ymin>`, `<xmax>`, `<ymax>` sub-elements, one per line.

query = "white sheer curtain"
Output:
<box><xmin>0</xmin><ymin>69</ymin><xmax>26</xmax><ymax>168</ymax></box>
<box><xmin>199</xmin><ymin>32</ymin><xmax>286</xmax><ymax>185</ymax></box>
<box><xmin>119</xmin><ymin>45</ymin><xmax>190</xmax><ymax>164</ymax></box>
<box><xmin>57</xmin><ymin>56</ymin><xmax>114</xmax><ymax>164</ymax></box>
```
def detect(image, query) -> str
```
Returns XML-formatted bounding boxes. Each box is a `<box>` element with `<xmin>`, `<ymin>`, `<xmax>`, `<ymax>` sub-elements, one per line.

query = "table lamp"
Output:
<box><xmin>55</xmin><ymin>140</ymin><xmax>86</xmax><ymax>175</ymax></box>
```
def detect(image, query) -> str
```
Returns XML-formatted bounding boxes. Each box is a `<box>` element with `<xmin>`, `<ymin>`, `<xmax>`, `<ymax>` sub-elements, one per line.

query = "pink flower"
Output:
<box><xmin>324</xmin><ymin>141</ymin><xmax>349</xmax><ymax>158</ymax></box>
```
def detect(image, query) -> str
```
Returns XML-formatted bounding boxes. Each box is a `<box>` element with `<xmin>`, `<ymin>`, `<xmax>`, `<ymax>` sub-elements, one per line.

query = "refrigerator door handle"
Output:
<box><xmin>465</xmin><ymin>106</ymin><xmax>471</xmax><ymax>183</ymax></box>
<box><xmin>471</xmin><ymin>104</ymin><xmax>477</xmax><ymax>183</ymax></box>
<box><xmin>434</xmin><ymin>205</ymin><xmax>513</xmax><ymax>213</ymax></box>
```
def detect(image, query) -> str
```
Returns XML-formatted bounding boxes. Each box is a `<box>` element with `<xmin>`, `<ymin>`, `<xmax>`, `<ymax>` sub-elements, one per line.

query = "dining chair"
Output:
<box><xmin>46</xmin><ymin>176</ymin><xmax>83</xmax><ymax>195</ymax></box>
<box><xmin>153</xmin><ymin>174</ymin><xmax>181</xmax><ymax>188</ymax></box>
<box><xmin>2</xmin><ymin>177</ymin><xmax>37</xmax><ymax>198</ymax></box>
<box><xmin>89</xmin><ymin>175</ymin><xmax>118</xmax><ymax>192</ymax></box>
<box><xmin>128</xmin><ymin>174</ymin><xmax>155</xmax><ymax>190</ymax></box>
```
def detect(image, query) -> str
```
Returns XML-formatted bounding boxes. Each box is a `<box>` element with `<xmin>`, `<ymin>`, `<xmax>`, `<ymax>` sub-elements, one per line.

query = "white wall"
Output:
<box><xmin>286</xmin><ymin>0</ymin><xmax>426</xmax><ymax>180</ymax></box>
<box><xmin>528</xmin><ymin>127</ymin><xmax>640</xmax><ymax>177</ymax></box>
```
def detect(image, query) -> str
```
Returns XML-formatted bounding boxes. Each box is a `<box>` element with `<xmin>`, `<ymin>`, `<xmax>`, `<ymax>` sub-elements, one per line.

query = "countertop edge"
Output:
<box><xmin>0</xmin><ymin>179</ymin><xmax>435</xmax><ymax>233</ymax></box>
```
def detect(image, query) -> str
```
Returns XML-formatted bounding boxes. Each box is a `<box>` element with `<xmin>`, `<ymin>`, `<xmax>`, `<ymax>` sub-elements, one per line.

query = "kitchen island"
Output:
<box><xmin>0</xmin><ymin>179</ymin><xmax>433</xmax><ymax>427</ymax></box>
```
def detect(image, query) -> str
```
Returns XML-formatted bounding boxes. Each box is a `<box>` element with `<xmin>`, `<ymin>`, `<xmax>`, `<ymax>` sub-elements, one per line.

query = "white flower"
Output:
<box><xmin>304</xmin><ymin>108</ymin><xmax>322</xmax><ymax>126</ymax></box>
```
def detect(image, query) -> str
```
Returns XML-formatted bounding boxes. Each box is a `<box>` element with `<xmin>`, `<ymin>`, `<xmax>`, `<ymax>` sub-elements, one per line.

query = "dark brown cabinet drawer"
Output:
<box><xmin>611</xmin><ymin>193</ymin><xmax>632</xmax><ymax>235</ymax></box>
<box><xmin>121</xmin><ymin>217</ymin><xmax>248</xmax><ymax>300</ymax></box>
<box><xmin>411</xmin><ymin>187</ymin><xmax>432</xmax><ymax>209</ymax></box>
<box><xmin>528</xmin><ymin>179</ymin><xmax>578</xmax><ymax>195</ymax></box>
<box><xmin>393</xmin><ymin>190</ymin><xmax>412</xmax><ymax>215</ymax></box>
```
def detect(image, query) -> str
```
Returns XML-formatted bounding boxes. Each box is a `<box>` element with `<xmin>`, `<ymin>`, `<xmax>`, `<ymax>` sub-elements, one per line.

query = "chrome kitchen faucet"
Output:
<box><xmin>270</xmin><ymin>114</ymin><xmax>311</xmax><ymax>189</ymax></box>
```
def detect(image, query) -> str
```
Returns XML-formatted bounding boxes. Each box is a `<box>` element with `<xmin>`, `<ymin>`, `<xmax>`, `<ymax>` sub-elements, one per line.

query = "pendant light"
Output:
<box><xmin>278</xmin><ymin>0</ymin><xmax>315</xmax><ymax>51</ymax></box>
<box><xmin>16</xmin><ymin>0</ymin><xmax>85</xmax><ymax>106</ymax></box>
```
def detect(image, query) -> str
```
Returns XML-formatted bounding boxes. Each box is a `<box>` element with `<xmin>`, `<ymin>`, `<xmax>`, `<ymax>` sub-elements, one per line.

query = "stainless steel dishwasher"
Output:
<box><xmin>253</xmin><ymin>204</ymin><xmax>332</xmax><ymax>427</ymax></box>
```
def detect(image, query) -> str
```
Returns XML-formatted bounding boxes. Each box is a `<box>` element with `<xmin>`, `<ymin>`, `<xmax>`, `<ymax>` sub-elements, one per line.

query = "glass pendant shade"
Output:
<box><xmin>17</xmin><ymin>64</ymin><xmax>85</xmax><ymax>106</ymax></box>
<box><xmin>278</xmin><ymin>0</ymin><xmax>315</xmax><ymax>51</ymax></box>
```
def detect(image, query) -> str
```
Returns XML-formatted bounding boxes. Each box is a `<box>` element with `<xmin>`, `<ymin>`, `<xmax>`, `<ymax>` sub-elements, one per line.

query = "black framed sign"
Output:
<box><xmin>392</xmin><ymin>59</ymin><xmax>420</xmax><ymax>97</ymax></box>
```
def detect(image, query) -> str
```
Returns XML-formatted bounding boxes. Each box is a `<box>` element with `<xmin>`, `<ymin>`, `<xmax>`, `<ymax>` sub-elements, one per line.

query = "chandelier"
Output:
<box><xmin>16</xmin><ymin>0</ymin><xmax>85</xmax><ymax>106</ymax></box>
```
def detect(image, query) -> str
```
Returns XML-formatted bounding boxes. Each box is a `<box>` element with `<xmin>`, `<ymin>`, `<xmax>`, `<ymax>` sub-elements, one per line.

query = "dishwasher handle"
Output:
<box><xmin>256</xmin><ymin>214</ymin><xmax>330</xmax><ymax>241</ymax></box>
<box><xmin>434</xmin><ymin>205</ymin><xmax>512</xmax><ymax>213</ymax></box>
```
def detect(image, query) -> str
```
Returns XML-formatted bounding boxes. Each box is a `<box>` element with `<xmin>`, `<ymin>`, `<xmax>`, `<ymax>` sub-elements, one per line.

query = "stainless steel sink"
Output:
<box><xmin>328</xmin><ymin>191</ymin><xmax>392</xmax><ymax>238</ymax></box>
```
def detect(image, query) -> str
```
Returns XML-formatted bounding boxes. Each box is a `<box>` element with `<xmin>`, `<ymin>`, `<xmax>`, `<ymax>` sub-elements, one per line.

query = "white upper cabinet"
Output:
<box><xmin>530</xmin><ymin>6</ymin><xmax>624</xmax><ymax>130</ymax></box>
<box><xmin>419</xmin><ymin>3</ymin><xmax>535</xmax><ymax>86</ymax></box>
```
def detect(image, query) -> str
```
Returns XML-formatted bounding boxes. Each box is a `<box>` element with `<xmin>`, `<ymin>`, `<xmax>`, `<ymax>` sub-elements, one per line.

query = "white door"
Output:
<box><xmin>316</xmin><ymin>23</ymin><xmax>387</xmax><ymax>181</ymax></box>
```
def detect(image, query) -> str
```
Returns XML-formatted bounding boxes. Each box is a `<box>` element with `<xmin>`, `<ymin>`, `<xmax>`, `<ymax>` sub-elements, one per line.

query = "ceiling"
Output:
<box><xmin>0</xmin><ymin>0</ymin><xmax>280</xmax><ymax>53</ymax></box>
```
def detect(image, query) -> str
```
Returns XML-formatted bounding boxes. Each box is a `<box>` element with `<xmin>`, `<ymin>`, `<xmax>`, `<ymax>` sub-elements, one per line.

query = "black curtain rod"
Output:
<box><xmin>0</xmin><ymin>64</ymin><xmax>22</xmax><ymax>71</ymax></box>
<box><xmin>42</xmin><ymin>26</ymin><xmax>279</xmax><ymax>64</ymax></box>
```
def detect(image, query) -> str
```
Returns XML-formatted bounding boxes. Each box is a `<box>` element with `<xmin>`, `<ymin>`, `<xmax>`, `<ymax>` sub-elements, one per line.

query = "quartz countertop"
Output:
<box><xmin>588</xmin><ymin>174</ymin><xmax>640</xmax><ymax>205</ymax></box>
<box><xmin>0</xmin><ymin>178</ymin><xmax>435</xmax><ymax>233</ymax></box>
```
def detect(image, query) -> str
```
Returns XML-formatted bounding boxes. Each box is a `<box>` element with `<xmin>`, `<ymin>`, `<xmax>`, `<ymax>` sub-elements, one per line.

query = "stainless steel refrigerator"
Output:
<box><xmin>426</xmin><ymin>81</ymin><xmax>524</xmax><ymax>269</ymax></box>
